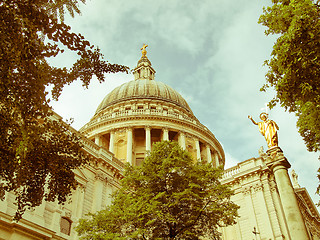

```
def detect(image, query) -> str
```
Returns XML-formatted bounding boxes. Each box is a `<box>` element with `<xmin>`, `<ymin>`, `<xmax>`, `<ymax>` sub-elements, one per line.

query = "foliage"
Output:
<box><xmin>76</xmin><ymin>141</ymin><xmax>239</xmax><ymax>240</ymax></box>
<box><xmin>0</xmin><ymin>0</ymin><xmax>129</xmax><ymax>220</ymax></box>
<box><xmin>258</xmin><ymin>0</ymin><xmax>320</xmax><ymax>152</ymax></box>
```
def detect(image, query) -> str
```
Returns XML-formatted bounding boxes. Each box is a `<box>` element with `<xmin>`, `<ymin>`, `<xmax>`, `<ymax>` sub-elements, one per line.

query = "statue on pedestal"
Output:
<box><xmin>291</xmin><ymin>169</ymin><xmax>301</xmax><ymax>188</ymax></box>
<box><xmin>248</xmin><ymin>113</ymin><xmax>279</xmax><ymax>149</ymax></box>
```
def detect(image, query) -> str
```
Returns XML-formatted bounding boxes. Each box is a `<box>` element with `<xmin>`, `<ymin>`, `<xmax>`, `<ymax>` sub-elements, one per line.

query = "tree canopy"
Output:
<box><xmin>258</xmin><ymin>0</ymin><xmax>320</xmax><ymax>153</ymax></box>
<box><xmin>0</xmin><ymin>0</ymin><xmax>129</xmax><ymax>220</ymax></box>
<box><xmin>76</xmin><ymin>141</ymin><xmax>239</xmax><ymax>240</ymax></box>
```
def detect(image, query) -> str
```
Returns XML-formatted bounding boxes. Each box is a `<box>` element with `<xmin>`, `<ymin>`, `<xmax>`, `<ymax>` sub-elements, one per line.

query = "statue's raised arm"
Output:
<box><xmin>249</xmin><ymin>113</ymin><xmax>279</xmax><ymax>149</ymax></box>
<box><xmin>248</xmin><ymin>115</ymin><xmax>258</xmax><ymax>125</ymax></box>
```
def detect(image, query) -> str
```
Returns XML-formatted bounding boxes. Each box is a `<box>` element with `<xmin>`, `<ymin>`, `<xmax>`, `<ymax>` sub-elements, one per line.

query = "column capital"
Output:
<box><xmin>95</xmin><ymin>171</ymin><xmax>106</xmax><ymax>182</ymax></box>
<box><xmin>126</xmin><ymin>127</ymin><xmax>133</xmax><ymax>132</ymax></box>
<box><xmin>267</xmin><ymin>159</ymin><xmax>291</xmax><ymax>174</ymax></box>
<box><xmin>162</xmin><ymin>127</ymin><xmax>169</xmax><ymax>141</ymax></box>
<box><xmin>266</xmin><ymin>146</ymin><xmax>285</xmax><ymax>161</ymax></box>
<box><xmin>179</xmin><ymin>131</ymin><xmax>185</xmax><ymax>136</ymax></box>
<box><xmin>242</xmin><ymin>186</ymin><xmax>252</xmax><ymax>196</ymax></box>
<box><xmin>145</xmin><ymin>125</ymin><xmax>151</xmax><ymax>130</ymax></box>
<box><xmin>266</xmin><ymin>147</ymin><xmax>291</xmax><ymax>172</ymax></box>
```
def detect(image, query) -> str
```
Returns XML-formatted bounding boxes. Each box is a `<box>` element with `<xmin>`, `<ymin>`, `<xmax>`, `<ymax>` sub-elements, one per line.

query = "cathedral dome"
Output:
<box><xmin>95</xmin><ymin>79</ymin><xmax>192</xmax><ymax>115</ymax></box>
<box><xmin>80</xmin><ymin>46</ymin><xmax>225</xmax><ymax>168</ymax></box>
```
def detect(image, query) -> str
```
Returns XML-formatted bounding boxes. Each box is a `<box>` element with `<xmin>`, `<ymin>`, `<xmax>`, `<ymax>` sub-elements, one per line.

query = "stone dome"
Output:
<box><xmin>80</xmin><ymin>47</ymin><xmax>225</xmax><ymax>168</ymax></box>
<box><xmin>95</xmin><ymin>79</ymin><xmax>193</xmax><ymax>115</ymax></box>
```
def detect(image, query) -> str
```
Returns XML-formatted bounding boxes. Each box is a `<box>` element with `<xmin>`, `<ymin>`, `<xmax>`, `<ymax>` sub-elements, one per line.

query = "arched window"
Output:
<box><xmin>60</xmin><ymin>217</ymin><xmax>72</xmax><ymax>235</ymax></box>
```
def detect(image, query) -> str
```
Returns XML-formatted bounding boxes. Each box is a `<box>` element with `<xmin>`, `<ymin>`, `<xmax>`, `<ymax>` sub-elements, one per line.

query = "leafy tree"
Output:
<box><xmin>76</xmin><ymin>141</ymin><xmax>239</xmax><ymax>240</ymax></box>
<box><xmin>0</xmin><ymin>0</ymin><xmax>129</xmax><ymax>220</ymax></box>
<box><xmin>258</xmin><ymin>0</ymin><xmax>320</xmax><ymax>153</ymax></box>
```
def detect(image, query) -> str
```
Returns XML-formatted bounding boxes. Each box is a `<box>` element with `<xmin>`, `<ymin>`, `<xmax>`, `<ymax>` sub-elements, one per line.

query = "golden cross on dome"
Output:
<box><xmin>141</xmin><ymin>44</ymin><xmax>148</xmax><ymax>57</ymax></box>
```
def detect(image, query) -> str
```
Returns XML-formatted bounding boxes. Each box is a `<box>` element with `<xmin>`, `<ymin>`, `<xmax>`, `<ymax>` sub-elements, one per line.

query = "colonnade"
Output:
<box><xmin>93</xmin><ymin>126</ymin><xmax>221</xmax><ymax>167</ymax></box>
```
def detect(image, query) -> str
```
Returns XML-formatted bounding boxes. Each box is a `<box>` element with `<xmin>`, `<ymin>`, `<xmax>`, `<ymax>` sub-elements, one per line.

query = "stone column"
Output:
<box><xmin>266</xmin><ymin>147</ymin><xmax>309</xmax><ymax>240</ymax></box>
<box><xmin>91</xmin><ymin>172</ymin><xmax>104</xmax><ymax>213</ymax></box>
<box><xmin>206</xmin><ymin>145</ymin><xmax>212</xmax><ymax>163</ymax></box>
<box><xmin>33</xmin><ymin>199</ymin><xmax>46</xmax><ymax>225</ymax></box>
<box><xmin>109</xmin><ymin>130</ymin><xmax>114</xmax><ymax>153</ymax></box>
<box><xmin>94</xmin><ymin>135</ymin><xmax>100</xmax><ymax>146</ymax></box>
<box><xmin>253</xmin><ymin>183</ymin><xmax>274</xmax><ymax>239</ymax></box>
<box><xmin>104</xmin><ymin>181</ymin><xmax>113</xmax><ymax>207</ymax></box>
<box><xmin>76</xmin><ymin>185</ymin><xmax>85</xmax><ymax>219</ymax></box>
<box><xmin>195</xmin><ymin>139</ymin><xmax>201</xmax><ymax>161</ymax></box>
<box><xmin>179</xmin><ymin>132</ymin><xmax>186</xmax><ymax>150</ymax></box>
<box><xmin>50</xmin><ymin>204</ymin><xmax>62</xmax><ymax>232</ymax></box>
<box><xmin>243</xmin><ymin>187</ymin><xmax>260</xmax><ymax>240</ymax></box>
<box><xmin>145</xmin><ymin>126</ymin><xmax>151</xmax><ymax>152</ymax></box>
<box><xmin>269</xmin><ymin>180</ymin><xmax>290</xmax><ymax>239</ymax></box>
<box><xmin>162</xmin><ymin>128</ymin><xmax>169</xmax><ymax>141</ymax></box>
<box><xmin>127</xmin><ymin>128</ymin><xmax>133</xmax><ymax>164</ymax></box>
<box><xmin>0</xmin><ymin>192</ymin><xmax>7</xmax><ymax>211</ymax></box>
<box><xmin>214</xmin><ymin>151</ymin><xmax>219</xmax><ymax>167</ymax></box>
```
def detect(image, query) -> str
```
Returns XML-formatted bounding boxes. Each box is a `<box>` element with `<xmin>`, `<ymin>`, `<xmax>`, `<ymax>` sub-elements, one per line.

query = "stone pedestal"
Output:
<box><xmin>266</xmin><ymin>147</ymin><xmax>309</xmax><ymax>240</ymax></box>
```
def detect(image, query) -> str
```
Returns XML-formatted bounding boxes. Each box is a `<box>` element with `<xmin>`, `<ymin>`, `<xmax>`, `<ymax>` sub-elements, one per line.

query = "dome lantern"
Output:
<box><xmin>133</xmin><ymin>44</ymin><xmax>156</xmax><ymax>81</ymax></box>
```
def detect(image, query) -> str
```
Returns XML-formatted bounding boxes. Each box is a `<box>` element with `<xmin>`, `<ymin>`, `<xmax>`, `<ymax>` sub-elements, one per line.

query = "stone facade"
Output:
<box><xmin>1</xmin><ymin>53</ymin><xmax>319</xmax><ymax>240</ymax></box>
<box><xmin>221</xmin><ymin>153</ymin><xmax>320</xmax><ymax>240</ymax></box>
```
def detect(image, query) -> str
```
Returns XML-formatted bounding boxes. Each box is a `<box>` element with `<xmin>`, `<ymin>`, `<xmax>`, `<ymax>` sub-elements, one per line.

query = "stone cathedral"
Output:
<box><xmin>1</xmin><ymin>48</ymin><xmax>320</xmax><ymax>240</ymax></box>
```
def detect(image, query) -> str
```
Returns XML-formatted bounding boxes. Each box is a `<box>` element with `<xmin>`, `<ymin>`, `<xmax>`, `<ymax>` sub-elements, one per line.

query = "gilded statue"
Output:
<box><xmin>141</xmin><ymin>44</ymin><xmax>148</xmax><ymax>57</ymax></box>
<box><xmin>248</xmin><ymin>113</ymin><xmax>279</xmax><ymax>149</ymax></box>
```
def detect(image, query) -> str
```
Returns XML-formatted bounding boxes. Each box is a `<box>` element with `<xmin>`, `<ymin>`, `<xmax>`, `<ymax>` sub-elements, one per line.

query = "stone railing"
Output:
<box><xmin>58</xmin><ymin>117</ymin><xmax>125</xmax><ymax>172</ymax></box>
<box><xmin>79</xmin><ymin>108</ymin><xmax>223</xmax><ymax>159</ymax></box>
<box><xmin>221</xmin><ymin>165</ymin><xmax>241</xmax><ymax>180</ymax></box>
<box><xmin>83</xmin><ymin>108</ymin><xmax>199</xmax><ymax>129</ymax></box>
<box><xmin>51</xmin><ymin>111</ymin><xmax>125</xmax><ymax>173</ymax></box>
<box><xmin>81</xmin><ymin>136</ymin><xmax>125</xmax><ymax>171</ymax></box>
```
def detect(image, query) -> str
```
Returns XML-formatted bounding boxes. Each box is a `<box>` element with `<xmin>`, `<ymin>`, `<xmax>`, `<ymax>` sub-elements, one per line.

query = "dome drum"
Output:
<box><xmin>90</xmin><ymin>125</ymin><xmax>223</xmax><ymax>168</ymax></box>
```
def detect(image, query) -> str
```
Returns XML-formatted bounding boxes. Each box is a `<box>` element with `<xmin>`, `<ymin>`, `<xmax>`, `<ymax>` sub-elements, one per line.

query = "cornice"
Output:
<box><xmin>81</xmin><ymin>114</ymin><xmax>225</xmax><ymax>161</ymax></box>
<box><xmin>221</xmin><ymin>160</ymin><xmax>271</xmax><ymax>186</ymax></box>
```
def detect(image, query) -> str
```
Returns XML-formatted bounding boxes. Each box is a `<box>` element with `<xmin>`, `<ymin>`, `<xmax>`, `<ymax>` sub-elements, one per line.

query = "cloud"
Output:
<box><xmin>49</xmin><ymin>0</ymin><xmax>320</xmax><ymax>207</ymax></box>
<box><xmin>50</xmin><ymin>73</ymin><xmax>132</xmax><ymax>130</ymax></box>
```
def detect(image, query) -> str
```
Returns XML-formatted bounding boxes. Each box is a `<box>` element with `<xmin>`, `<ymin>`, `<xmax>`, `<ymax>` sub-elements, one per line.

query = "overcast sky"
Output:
<box><xmin>49</xmin><ymin>0</ymin><xmax>320</xmax><ymax>206</ymax></box>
